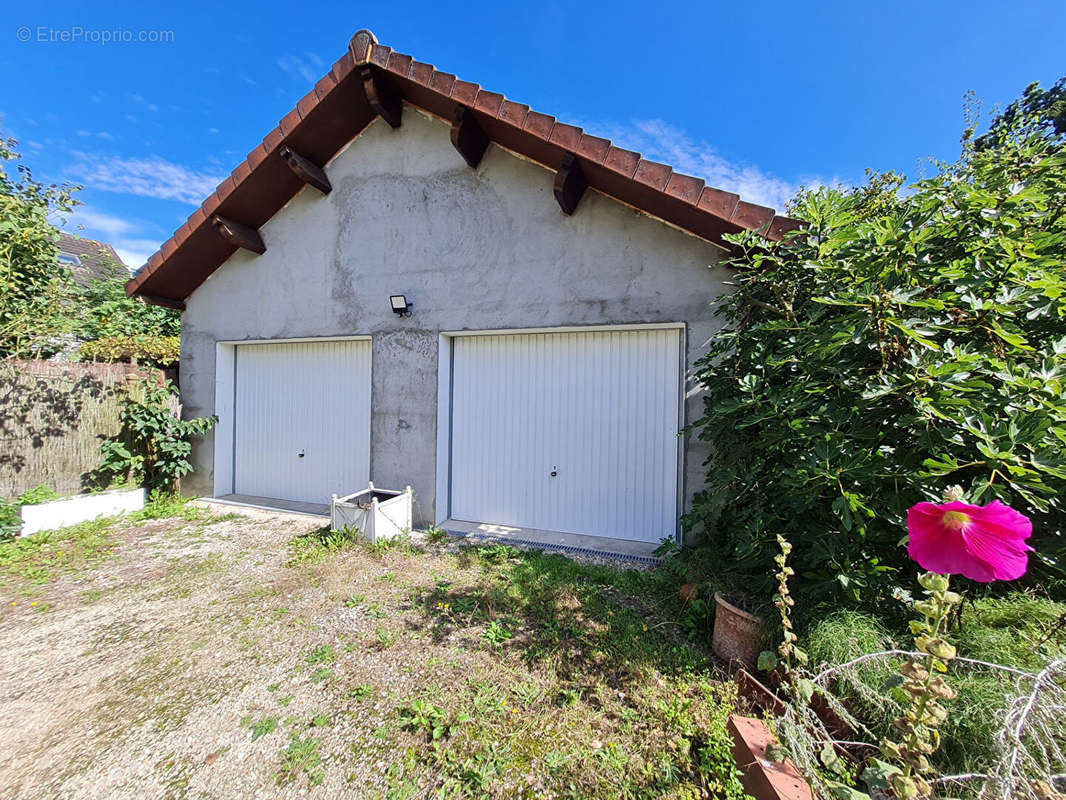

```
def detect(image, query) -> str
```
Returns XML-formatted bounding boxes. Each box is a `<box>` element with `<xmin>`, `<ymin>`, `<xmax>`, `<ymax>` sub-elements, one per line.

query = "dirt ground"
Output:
<box><xmin>0</xmin><ymin>504</ymin><xmax>745</xmax><ymax>800</ymax></box>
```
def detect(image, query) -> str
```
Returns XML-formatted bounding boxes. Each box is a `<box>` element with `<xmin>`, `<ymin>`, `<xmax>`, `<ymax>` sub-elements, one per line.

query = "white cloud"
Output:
<box><xmin>576</xmin><ymin>117</ymin><xmax>829</xmax><ymax>212</ymax></box>
<box><xmin>276</xmin><ymin>53</ymin><xmax>324</xmax><ymax>84</ymax></box>
<box><xmin>67</xmin><ymin>152</ymin><xmax>224</xmax><ymax>205</ymax></box>
<box><xmin>61</xmin><ymin>206</ymin><xmax>162</xmax><ymax>270</ymax></box>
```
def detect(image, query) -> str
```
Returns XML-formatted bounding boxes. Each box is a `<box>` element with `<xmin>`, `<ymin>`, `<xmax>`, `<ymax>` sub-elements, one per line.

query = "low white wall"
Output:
<box><xmin>19</xmin><ymin>488</ymin><xmax>146</xmax><ymax>536</ymax></box>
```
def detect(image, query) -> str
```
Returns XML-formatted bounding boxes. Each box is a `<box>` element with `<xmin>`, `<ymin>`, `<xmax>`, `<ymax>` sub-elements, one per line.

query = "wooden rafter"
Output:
<box><xmin>450</xmin><ymin>106</ymin><xmax>489</xmax><ymax>168</ymax></box>
<box><xmin>279</xmin><ymin>145</ymin><xmax>332</xmax><ymax>194</ymax></box>
<box><xmin>359</xmin><ymin>65</ymin><xmax>402</xmax><ymax>129</ymax></box>
<box><xmin>553</xmin><ymin>153</ymin><xmax>587</xmax><ymax>215</ymax></box>
<box><xmin>211</xmin><ymin>215</ymin><xmax>266</xmax><ymax>255</ymax></box>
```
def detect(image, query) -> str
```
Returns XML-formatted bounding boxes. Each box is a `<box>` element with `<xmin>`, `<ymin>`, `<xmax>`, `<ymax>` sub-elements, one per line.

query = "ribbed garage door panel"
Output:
<box><xmin>450</xmin><ymin>329</ymin><xmax>681</xmax><ymax>543</ymax></box>
<box><xmin>234</xmin><ymin>340</ymin><xmax>371</xmax><ymax>504</ymax></box>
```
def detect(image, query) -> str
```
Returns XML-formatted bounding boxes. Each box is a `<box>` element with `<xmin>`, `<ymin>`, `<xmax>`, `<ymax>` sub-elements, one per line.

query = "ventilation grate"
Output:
<box><xmin>447</xmin><ymin>530</ymin><xmax>665</xmax><ymax>567</ymax></box>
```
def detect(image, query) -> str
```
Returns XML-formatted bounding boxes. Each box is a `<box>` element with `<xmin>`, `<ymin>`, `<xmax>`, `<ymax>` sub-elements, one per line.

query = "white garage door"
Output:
<box><xmin>449</xmin><ymin>328</ymin><xmax>681</xmax><ymax>543</ymax></box>
<box><xmin>233</xmin><ymin>339</ymin><xmax>371</xmax><ymax>504</ymax></box>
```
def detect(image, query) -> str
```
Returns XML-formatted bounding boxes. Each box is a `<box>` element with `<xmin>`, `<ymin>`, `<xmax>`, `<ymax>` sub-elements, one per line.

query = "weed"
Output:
<box><xmin>482</xmin><ymin>619</ymin><xmax>513</xmax><ymax>646</ymax></box>
<box><xmin>309</xmin><ymin>668</ymin><xmax>334</xmax><ymax>685</ymax></box>
<box><xmin>344</xmin><ymin>593</ymin><xmax>366</xmax><ymax>608</ymax></box>
<box><xmin>373</xmin><ymin>625</ymin><xmax>395</xmax><ymax>649</ymax></box>
<box><xmin>249</xmin><ymin>716</ymin><xmax>279</xmax><ymax>741</ymax></box>
<box><xmin>286</xmin><ymin>526</ymin><xmax>359</xmax><ymax>566</ymax></box>
<box><xmin>398</xmin><ymin>698</ymin><xmax>469</xmax><ymax>741</ymax></box>
<box><xmin>347</xmin><ymin>685</ymin><xmax>372</xmax><ymax>701</ymax></box>
<box><xmin>310</xmin><ymin>713</ymin><xmax>330</xmax><ymax>727</ymax></box>
<box><xmin>275</xmin><ymin>733</ymin><xmax>323</xmax><ymax>787</ymax></box>
<box><xmin>426</xmin><ymin>526</ymin><xmax>449</xmax><ymax>544</ymax></box>
<box><xmin>304</xmin><ymin>644</ymin><xmax>336</xmax><ymax>666</ymax></box>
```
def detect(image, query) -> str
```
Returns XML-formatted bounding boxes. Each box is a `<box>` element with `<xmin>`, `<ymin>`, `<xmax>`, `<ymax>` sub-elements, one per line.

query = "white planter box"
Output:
<box><xmin>331</xmin><ymin>483</ymin><xmax>413</xmax><ymax>544</ymax></box>
<box><xmin>19</xmin><ymin>487</ymin><xmax>146</xmax><ymax>536</ymax></box>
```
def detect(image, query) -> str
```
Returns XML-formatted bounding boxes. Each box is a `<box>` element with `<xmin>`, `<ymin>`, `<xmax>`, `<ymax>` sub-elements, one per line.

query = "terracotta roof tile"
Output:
<box><xmin>698</xmin><ymin>187</ymin><xmax>740</xmax><ymax>219</ymax></box>
<box><xmin>548</xmin><ymin>123</ymin><xmax>582</xmax><ymax>152</ymax></box>
<box><xmin>450</xmin><ymin>79</ymin><xmax>480</xmax><ymax>106</ymax></box>
<box><xmin>576</xmin><ymin>133</ymin><xmax>610</xmax><ymax>163</ymax></box>
<box><xmin>409</xmin><ymin>60</ymin><xmax>434</xmax><ymax>86</ymax></box>
<box><xmin>231</xmin><ymin>160</ymin><xmax>253</xmax><ymax>186</ymax></box>
<box><xmin>314</xmin><ymin>72</ymin><xmax>338</xmax><ymax>100</ymax></box>
<box><xmin>523</xmin><ymin>110</ymin><xmax>555</xmax><ymax>139</ymax></box>
<box><xmin>768</xmin><ymin>215</ymin><xmax>805</xmax><ymax>240</ymax></box>
<box><xmin>174</xmin><ymin>221</ymin><xmax>193</xmax><ymax>247</ymax></box>
<box><xmin>498</xmin><ymin>100</ymin><xmax>529</xmax><ymax>128</ymax></box>
<box><xmin>296</xmin><ymin>89</ymin><xmax>319</xmax><ymax>119</ymax></box>
<box><xmin>732</xmin><ymin>199</ymin><xmax>775</xmax><ymax>230</ymax></box>
<box><xmin>331</xmin><ymin>52</ymin><xmax>355</xmax><ymax>82</ymax></box>
<box><xmin>262</xmin><ymin>127</ymin><xmax>284</xmax><ymax>154</ymax></box>
<box><xmin>429</xmin><ymin>70</ymin><xmax>456</xmax><ymax>95</ymax></box>
<box><xmin>128</xmin><ymin>29</ymin><xmax>803</xmax><ymax>304</ymax></box>
<box><xmin>633</xmin><ymin>159</ymin><xmax>672</xmax><ymax>191</ymax></box>
<box><xmin>279</xmin><ymin>107</ymin><xmax>302</xmax><ymax>137</ymax></box>
<box><xmin>604</xmin><ymin>146</ymin><xmax>641</xmax><ymax>177</ymax></box>
<box><xmin>385</xmin><ymin>52</ymin><xmax>413</xmax><ymax>76</ymax></box>
<box><xmin>246</xmin><ymin>143</ymin><xmax>271</xmax><ymax>171</ymax></box>
<box><xmin>369</xmin><ymin>45</ymin><xmax>392</xmax><ymax>68</ymax></box>
<box><xmin>474</xmin><ymin>90</ymin><xmax>504</xmax><ymax>116</ymax></box>
<box><xmin>665</xmin><ymin>173</ymin><xmax>705</xmax><ymax>205</ymax></box>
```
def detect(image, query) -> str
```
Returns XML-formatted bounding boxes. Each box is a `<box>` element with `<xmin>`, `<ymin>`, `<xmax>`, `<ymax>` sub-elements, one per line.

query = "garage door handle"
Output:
<box><xmin>550</xmin><ymin>466</ymin><xmax>558</xmax><ymax>477</ymax></box>
<box><xmin>298</xmin><ymin>450</ymin><xmax>305</xmax><ymax>458</ymax></box>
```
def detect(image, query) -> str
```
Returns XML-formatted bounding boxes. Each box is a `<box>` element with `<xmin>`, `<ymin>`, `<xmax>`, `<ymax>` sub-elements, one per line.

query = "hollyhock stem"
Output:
<box><xmin>883</xmin><ymin>571</ymin><xmax>961</xmax><ymax>800</ymax></box>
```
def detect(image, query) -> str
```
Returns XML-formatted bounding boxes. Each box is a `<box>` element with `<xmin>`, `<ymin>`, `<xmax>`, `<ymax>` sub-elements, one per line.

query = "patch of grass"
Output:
<box><xmin>0</xmin><ymin>514</ymin><xmax>119</xmax><ymax>587</ymax></box>
<box><xmin>286</xmin><ymin>526</ymin><xmax>359</xmax><ymax>566</ymax></box>
<box><xmin>804</xmin><ymin>592</ymin><xmax>1066</xmax><ymax>778</ymax></box>
<box><xmin>275</xmin><ymin>733</ymin><xmax>323</xmax><ymax>787</ymax></box>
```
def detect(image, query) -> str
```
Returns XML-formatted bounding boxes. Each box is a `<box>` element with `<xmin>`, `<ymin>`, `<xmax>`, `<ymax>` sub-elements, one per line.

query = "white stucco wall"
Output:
<box><xmin>181</xmin><ymin>109</ymin><xmax>731</xmax><ymax>535</ymax></box>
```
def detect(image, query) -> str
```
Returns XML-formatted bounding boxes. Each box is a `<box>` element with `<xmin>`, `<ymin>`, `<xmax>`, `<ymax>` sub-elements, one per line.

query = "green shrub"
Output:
<box><xmin>97</xmin><ymin>376</ymin><xmax>216</xmax><ymax>492</ymax></box>
<box><xmin>80</xmin><ymin>334</ymin><xmax>180</xmax><ymax>367</ymax></box>
<box><xmin>687</xmin><ymin>78</ymin><xmax>1066</xmax><ymax>604</ymax></box>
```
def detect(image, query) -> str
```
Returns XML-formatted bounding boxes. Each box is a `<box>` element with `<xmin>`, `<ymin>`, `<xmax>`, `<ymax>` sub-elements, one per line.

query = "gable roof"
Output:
<box><xmin>127</xmin><ymin>29</ymin><xmax>802</xmax><ymax>308</ymax></box>
<box><xmin>59</xmin><ymin>232</ymin><xmax>128</xmax><ymax>285</ymax></box>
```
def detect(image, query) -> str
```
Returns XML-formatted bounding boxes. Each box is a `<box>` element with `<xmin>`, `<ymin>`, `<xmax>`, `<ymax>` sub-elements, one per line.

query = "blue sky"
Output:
<box><xmin>2</xmin><ymin>0</ymin><xmax>1063</xmax><ymax>270</ymax></box>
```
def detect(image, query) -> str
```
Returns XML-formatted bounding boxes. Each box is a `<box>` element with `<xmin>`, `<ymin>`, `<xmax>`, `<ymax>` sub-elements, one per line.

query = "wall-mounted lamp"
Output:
<box><xmin>390</xmin><ymin>294</ymin><xmax>411</xmax><ymax>317</ymax></box>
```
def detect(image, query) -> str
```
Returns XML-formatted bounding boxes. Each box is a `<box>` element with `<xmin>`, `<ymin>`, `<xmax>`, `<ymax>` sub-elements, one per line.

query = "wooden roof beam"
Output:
<box><xmin>359</xmin><ymin>65</ymin><xmax>402</xmax><ymax>129</ymax></box>
<box><xmin>279</xmin><ymin>145</ymin><xmax>332</xmax><ymax>194</ymax></box>
<box><xmin>450</xmin><ymin>106</ymin><xmax>489</xmax><ymax>168</ymax></box>
<box><xmin>553</xmin><ymin>153</ymin><xmax>587</xmax><ymax>215</ymax></box>
<box><xmin>212</xmin><ymin>215</ymin><xmax>266</xmax><ymax>255</ymax></box>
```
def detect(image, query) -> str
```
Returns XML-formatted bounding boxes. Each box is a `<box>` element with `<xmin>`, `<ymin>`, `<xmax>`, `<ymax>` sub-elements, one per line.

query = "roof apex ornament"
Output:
<box><xmin>349</xmin><ymin>29</ymin><xmax>379</xmax><ymax>65</ymax></box>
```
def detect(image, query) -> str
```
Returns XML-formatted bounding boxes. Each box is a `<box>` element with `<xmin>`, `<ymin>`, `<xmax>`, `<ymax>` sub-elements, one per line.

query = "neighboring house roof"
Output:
<box><xmin>58</xmin><ymin>233</ymin><xmax>128</xmax><ymax>285</ymax></box>
<box><xmin>127</xmin><ymin>29</ymin><xmax>803</xmax><ymax>308</ymax></box>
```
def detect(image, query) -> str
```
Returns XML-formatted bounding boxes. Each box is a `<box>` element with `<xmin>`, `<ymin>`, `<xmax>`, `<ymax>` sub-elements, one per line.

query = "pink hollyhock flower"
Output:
<box><xmin>907</xmin><ymin>500</ymin><xmax>1033</xmax><ymax>582</ymax></box>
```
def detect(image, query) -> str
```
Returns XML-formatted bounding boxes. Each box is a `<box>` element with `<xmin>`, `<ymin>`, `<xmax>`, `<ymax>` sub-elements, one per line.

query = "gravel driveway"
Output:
<box><xmin>0</xmin><ymin>502</ymin><xmax>745</xmax><ymax>800</ymax></box>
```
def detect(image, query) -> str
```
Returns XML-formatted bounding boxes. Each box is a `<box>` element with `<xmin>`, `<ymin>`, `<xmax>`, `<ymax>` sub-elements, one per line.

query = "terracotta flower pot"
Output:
<box><xmin>712</xmin><ymin>593</ymin><xmax>764</xmax><ymax>669</ymax></box>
